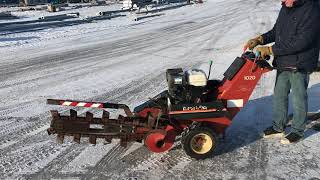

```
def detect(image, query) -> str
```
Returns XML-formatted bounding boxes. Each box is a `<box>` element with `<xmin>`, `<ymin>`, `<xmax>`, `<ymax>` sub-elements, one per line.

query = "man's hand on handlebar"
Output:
<box><xmin>244</xmin><ymin>36</ymin><xmax>264</xmax><ymax>50</ymax></box>
<box><xmin>255</xmin><ymin>46</ymin><xmax>273</xmax><ymax>60</ymax></box>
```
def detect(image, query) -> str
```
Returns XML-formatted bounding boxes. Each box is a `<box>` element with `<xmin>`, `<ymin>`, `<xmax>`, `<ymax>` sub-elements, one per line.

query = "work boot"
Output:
<box><xmin>263</xmin><ymin>126</ymin><xmax>284</xmax><ymax>138</ymax></box>
<box><xmin>280</xmin><ymin>132</ymin><xmax>303</xmax><ymax>144</ymax></box>
<box><xmin>312</xmin><ymin>123</ymin><xmax>320</xmax><ymax>131</ymax></box>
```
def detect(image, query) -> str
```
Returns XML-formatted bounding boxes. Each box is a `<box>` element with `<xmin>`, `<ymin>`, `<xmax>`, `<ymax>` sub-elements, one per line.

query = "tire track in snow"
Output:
<box><xmin>0</xmin><ymin>116</ymin><xmax>49</xmax><ymax>149</ymax></box>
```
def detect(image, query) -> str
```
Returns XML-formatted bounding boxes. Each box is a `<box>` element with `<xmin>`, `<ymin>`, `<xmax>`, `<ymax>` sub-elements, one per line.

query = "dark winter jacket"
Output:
<box><xmin>262</xmin><ymin>0</ymin><xmax>320</xmax><ymax>72</ymax></box>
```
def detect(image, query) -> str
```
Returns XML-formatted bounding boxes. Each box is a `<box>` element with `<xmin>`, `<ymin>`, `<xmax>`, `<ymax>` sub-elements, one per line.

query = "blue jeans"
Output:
<box><xmin>272</xmin><ymin>71</ymin><xmax>310</xmax><ymax>136</ymax></box>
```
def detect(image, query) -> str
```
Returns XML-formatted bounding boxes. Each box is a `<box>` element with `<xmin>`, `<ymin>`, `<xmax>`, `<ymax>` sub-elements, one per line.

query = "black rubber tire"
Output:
<box><xmin>182</xmin><ymin>126</ymin><xmax>217</xmax><ymax>160</ymax></box>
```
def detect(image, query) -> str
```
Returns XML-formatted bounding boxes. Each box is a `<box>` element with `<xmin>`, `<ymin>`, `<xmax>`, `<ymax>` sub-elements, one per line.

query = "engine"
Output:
<box><xmin>166</xmin><ymin>68</ymin><xmax>208</xmax><ymax>104</ymax></box>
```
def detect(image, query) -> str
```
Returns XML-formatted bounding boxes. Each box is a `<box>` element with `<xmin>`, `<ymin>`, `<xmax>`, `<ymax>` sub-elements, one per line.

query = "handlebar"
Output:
<box><xmin>242</xmin><ymin>52</ymin><xmax>303</xmax><ymax>72</ymax></box>
<box><xmin>242</xmin><ymin>51</ymin><xmax>274</xmax><ymax>70</ymax></box>
<box><xmin>242</xmin><ymin>51</ymin><xmax>270</xmax><ymax>61</ymax></box>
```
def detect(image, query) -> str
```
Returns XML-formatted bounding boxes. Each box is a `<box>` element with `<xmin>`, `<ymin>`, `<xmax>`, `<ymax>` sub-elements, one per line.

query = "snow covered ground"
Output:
<box><xmin>0</xmin><ymin>0</ymin><xmax>320</xmax><ymax>179</ymax></box>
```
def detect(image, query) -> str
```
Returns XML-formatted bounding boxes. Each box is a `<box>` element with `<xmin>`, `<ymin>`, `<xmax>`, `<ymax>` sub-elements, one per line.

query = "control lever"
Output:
<box><xmin>208</xmin><ymin>60</ymin><xmax>213</xmax><ymax>79</ymax></box>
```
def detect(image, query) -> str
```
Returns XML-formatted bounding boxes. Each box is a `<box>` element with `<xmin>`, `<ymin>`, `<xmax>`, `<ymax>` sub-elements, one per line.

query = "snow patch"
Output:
<box><xmin>62</xmin><ymin>142</ymin><xmax>117</xmax><ymax>173</ymax></box>
<box><xmin>121</xmin><ymin>142</ymin><xmax>143</xmax><ymax>158</ymax></box>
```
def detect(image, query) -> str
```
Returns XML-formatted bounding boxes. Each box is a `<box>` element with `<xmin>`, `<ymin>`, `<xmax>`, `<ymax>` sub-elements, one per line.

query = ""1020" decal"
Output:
<box><xmin>244</xmin><ymin>76</ymin><xmax>256</xmax><ymax>80</ymax></box>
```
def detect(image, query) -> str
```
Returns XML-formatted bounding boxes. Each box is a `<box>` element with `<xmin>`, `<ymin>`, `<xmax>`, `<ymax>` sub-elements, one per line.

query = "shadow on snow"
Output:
<box><xmin>211</xmin><ymin>82</ymin><xmax>320</xmax><ymax>156</ymax></box>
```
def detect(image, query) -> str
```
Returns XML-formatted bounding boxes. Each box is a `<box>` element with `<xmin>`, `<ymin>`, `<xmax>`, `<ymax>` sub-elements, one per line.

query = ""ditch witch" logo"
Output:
<box><xmin>183</xmin><ymin>105</ymin><xmax>208</xmax><ymax>111</ymax></box>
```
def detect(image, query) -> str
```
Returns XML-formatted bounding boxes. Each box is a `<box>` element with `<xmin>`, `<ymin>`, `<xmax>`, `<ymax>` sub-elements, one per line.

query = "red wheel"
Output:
<box><xmin>144</xmin><ymin>126</ymin><xmax>176</xmax><ymax>153</ymax></box>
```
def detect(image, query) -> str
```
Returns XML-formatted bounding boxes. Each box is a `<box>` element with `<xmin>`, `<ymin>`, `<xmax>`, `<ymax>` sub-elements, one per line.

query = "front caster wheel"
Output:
<box><xmin>182</xmin><ymin>127</ymin><xmax>217</xmax><ymax>159</ymax></box>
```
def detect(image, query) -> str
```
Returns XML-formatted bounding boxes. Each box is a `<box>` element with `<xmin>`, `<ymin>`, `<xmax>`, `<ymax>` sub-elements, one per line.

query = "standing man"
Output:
<box><xmin>245</xmin><ymin>0</ymin><xmax>320</xmax><ymax>144</ymax></box>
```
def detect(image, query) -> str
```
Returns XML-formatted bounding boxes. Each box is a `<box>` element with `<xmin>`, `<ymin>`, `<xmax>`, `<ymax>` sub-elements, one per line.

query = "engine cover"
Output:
<box><xmin>186</xmin><ymin>69</ymin><xmax>208</xmax><ymax>87</ymax></box>
<box><xmin>166</xmin><ymin>68</ymin><xmax>208</xmax><ymax>104</ymax></box>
